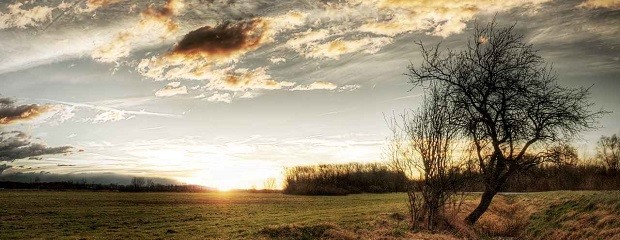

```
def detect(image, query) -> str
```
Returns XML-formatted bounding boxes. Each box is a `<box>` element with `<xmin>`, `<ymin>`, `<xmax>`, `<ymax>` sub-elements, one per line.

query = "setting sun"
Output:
<box><xmin>179</xmin><ymin>163</ymin><xmax>283</xmax><ymax>190</ymax></box>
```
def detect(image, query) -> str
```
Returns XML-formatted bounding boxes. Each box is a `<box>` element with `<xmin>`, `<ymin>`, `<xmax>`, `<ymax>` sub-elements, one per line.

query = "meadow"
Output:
<box><xmin>1</xmin><ymin>190</ymin><xmax>619</xmax><ymax>239</ymax></box>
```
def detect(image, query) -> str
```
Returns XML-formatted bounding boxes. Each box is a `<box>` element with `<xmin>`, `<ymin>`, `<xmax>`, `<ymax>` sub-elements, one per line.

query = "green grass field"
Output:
<box><xmin>0</xmin><ymin>191</ymin><xmax>409</xmax><ymax>239</ymax></box>
<box><xmin>1</xmin><ymin>191</ymin><xmax>619</xmax><ymax>239</ymax></box>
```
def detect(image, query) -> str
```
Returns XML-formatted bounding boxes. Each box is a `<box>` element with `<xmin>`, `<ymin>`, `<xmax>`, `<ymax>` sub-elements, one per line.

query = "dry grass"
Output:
<box><xmin>258</xmin><ymin>223</ymin><xmax>357</xmax><ymax>240</ymax></box>
<box><xmin>255</xmin><ymin>191</ymin><xmax>620</xmax><ymax>240</ymax></box>
<box><xmin>258</xmin><ymin>213</ymin><xmax>459</xmax><ymax>240</ymax></box>
<box><xmin>437</xmin><ymin>194</ymin><xmax>537</xmax><ymax>239</ymax></box>
<box><xmin>524</xmin><ymin>191</ymin><xmax>620</xmax><ymax>240</ymax></box>
<box><xmin>438</xmin><ymin>192</ymin><xmax>620</xmax><ymax>239</ymax></box>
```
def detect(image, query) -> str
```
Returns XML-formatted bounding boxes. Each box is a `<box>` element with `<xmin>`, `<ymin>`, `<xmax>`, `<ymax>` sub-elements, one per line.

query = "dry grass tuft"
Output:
<box><xmin>475</xmin><ymin>195</ymin><xmax>532</xmax><ymax>237</ymax></box>
<box><xmin>258</xmin><ymin>223</ymin><xmax>356</xmax><ymax>240</ymax></box>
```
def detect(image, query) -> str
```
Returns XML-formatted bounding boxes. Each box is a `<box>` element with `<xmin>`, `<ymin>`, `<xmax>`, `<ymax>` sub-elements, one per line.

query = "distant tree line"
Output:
<box><xmin>282</xmin><ymin>141</ymin><xmax>620</xmax><ymax>196</ymax></box>
<box><xmin>0</xmin><ymin>177</ymin><xmax>212</xmax><ymax>192</ymax></box>
<box><xmin>501</xmin><ymin>163</ymin><xmax>620</xmax><ymax>192</ymax></box>
<box><xmin>283</xmin><ymin>163</ymin><xmax>409</xmax><ymax>195</ymax></box>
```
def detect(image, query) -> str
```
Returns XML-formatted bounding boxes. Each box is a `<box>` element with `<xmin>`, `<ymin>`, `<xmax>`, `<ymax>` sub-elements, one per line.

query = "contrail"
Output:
<box><xmin>40</xmin><ymin>98</ymin><xmax>182</xmax><ymax>118</ymax></box>
<box><xmin>381</xmin><ymin>93</ymin><xmax>425</xmax><ymax>103</ymax></box>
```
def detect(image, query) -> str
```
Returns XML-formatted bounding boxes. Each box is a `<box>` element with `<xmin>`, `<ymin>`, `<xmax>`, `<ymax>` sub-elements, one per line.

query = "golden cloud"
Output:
<box><xmin>136</xmin><ymin>9</ymin><xmax>309</xmax><ymax>78</ymax></box>
<box><xmin>84</xmin><ymin>0</ymin><xmax>124</xmax><ymax>12</ymax></box>
<box><xmin>140</xmin><ymin>0</ymin><xmax>184</xmax><ymax>34</ymax></box>
<box><xmin>206</xmin><ymin>67</ymin><xmax>295</xmax><ymax>92</ymax></box>
<box><xmin>92</xmin><ymin>0</ymin><xmax>184</xmax><ymax>63</ymax></box>
<box><xmin>92</xmin><ymin>32</ymin><xmax>133</xmax><ymax>63</ymax></box>
<box><xmin>358</xmin><ymin>0</ymin><xmax>551</xmax><ymax>37</ymax></box>
<box><xmin>0</xmin><ymin>3</ymin><xmax>55</xmax><ymax>29</ymax></box>
<box><xmin>286</xmin><ymin>29</ymin><xmax>331</xmax><ymax>49</ymax></box>
<box><xmin>302</xmin><ymin>37</ymin><xmax>392</xmax><ymax>59</ymax></box>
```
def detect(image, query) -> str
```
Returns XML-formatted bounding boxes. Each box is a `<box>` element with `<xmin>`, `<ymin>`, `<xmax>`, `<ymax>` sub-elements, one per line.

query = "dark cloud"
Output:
<box><xmin>0</xmin><ymin>131</ymin><xmax>72</xmax><ymax>163</ymax></box>
<box><xmin>0</xmin><ymin>97</ymin><xmax>51</xmax><ymax>125</ymax></box>
<box><xmin>170</xmin><ymin>19</ymin><xmax>268</xmax><ymax>60</ymax></box>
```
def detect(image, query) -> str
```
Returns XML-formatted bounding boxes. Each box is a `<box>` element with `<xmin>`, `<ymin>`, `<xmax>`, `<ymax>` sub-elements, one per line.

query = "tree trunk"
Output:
<box><xmin>465</xmin><ymin>188</ymin><xmax>497</xmax><ymax>224</ymax></box>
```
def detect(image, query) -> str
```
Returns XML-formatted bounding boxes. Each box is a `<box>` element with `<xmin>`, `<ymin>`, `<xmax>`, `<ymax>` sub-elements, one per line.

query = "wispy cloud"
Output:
<box><xmin>40</xmin><ymin>99</ymin><xmax>182</xmax><ymax>123</ymax></box>
<box><xmin>155</xmin><ymin>82</ymin><xmax>188</xmax><ymax>97</ymax></box>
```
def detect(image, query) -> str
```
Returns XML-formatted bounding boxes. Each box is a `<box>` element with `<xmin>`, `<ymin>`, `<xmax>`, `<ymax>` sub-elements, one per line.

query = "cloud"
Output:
<box><xmin>338</xmin><ymin>84</ymin><xmax>361</xmax><ymax>92</ymax></box>
<box><xmin>136</xmin><ymin>11</ymin><xmax>308</xmax><ymax>81</ymax></box>
<box><xmin>0</xmin><ymin>131</ymin><xmax>72</xmax><ymax>165</ymax></box>
<box><xmin>92</xmin><ymin>0</ymin><xmax>185</xmax><ymax>63</ymax></box>
<box><xmin>83</xmin><ymin>0</ymin><xmax>125</xmax><ymax>13</ymax></box>
<box><xmin>578</xmin><ymin>0</ymin><xmax>620</xmax><ymax>9</ymax></box>
<box><xmin>0</xmin><ymin>2</ymin><xmax>55</xmax><ymax>29</ymax></box>
<box><xmin>206</xmin><ymin>67</ymin><xmax>295</xmax><ymax>92</ymax></box>
<box><xmin>155</xmin><ymin>82</ymin><xmax>188</xmax><ymax>97</ymax></box>
<box><xmin>139</xmin><ymin>0</ymin><xmax>184</xmax><ymax>33</ymax></box>
<box><xmin>290</xmin><ymin>82</ymin><xmax>361</xmax><ymax>92</ymax></box>
<box><xmin>206</xmin><ymin>92</ymin><xmax>232</xmax><ymax>103</ymax></box>
<box><xmin>93</xmin><ymin>110</ymin><xmax>134</xmax><ymax>123</ymax></box>
<box><xmin>266</xmin><ymin>10</ymin><xmax>308</xmax><ymax>32</ymax></box>
<box><xmin>238</xmin><ymin>91</ymin><xmax>261</xmax><ymax>99</ymax></box>
<box><xmin>3</xmin><ymin>0</ymin><xmax>560</xmax><ymax>76</ymax></box>
<box><xmin>135</xmin><ymin>18</ymin><xmax>273</xmax><ymax>81</ymax></box>
<box><xmin>291</xmin><ymin>81</ymin><xmax>338</xmax><ymax>91</ymax></box>
<box><xmin>0</xmin><ymin>98</ymin><xmax>53</xmax><ymax>125</ymax></box>
<box><xmin>357</xmin><ymin>0</ymin><xmax>552</xmax><ymax>37</ymax></box>
<box><xmin>302</xmin><ymin>37</ymin><xmax>392</xmax><ymax>59</ymax></box>
<box><xmin>286</xmin><ymin>28</ymin><xmax>331</xmax><ymax>50</ymax></box>
<box><xmin>169</xmin><ymin>19</ymin><xmax>270</xmax><ymax>62</ymax></box>
<box><xmin>92</xmin><ymin>32</ymin><xmax>133</xmax><ymax>63</ymax></box>
<box><xmin>270</xmin><ymin>57</ymin><xmax>286</xmax><ymax>64</ymax></box>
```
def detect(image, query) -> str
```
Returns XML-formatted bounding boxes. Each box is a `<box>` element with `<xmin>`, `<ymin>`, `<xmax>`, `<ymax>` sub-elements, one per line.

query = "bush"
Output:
<box><xmin>283</xmin><ymin>163</ymin><xmax>408</xmax><ymax>195</ymax></box>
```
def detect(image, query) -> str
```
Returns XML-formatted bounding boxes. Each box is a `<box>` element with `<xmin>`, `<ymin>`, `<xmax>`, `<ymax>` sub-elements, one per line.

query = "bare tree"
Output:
<box><xmin>146</xmin><ymin>179</ymin><xmax>155</xmax><ymax>190</ymax></box>
<box><xmin>387</xmin><ymin>86</ymin><xmax>466</xmax><ymax>230</ymax></box>
<box><xmin>407</xmin><ymin>20</ymin><xmax>602</xmax><ymax>224</ymax></box>
<box><xmin>597</xmin><ymin>134</ymin><xmax>619</xmax><ymax>172</ymax></box>
<box><xmin>131</xmin><ymin>177</ymin><xmax>146</xmax><ymax>191</ymax></box>
<box><xmin>263</xmin><ymin>177</ymin><xmax>277</xmax><ymax>190</ymax></box>
<box><xmin>544</xmin><ymin>144</ymin><xmax>579</xmax><ymax>166</ymax></box>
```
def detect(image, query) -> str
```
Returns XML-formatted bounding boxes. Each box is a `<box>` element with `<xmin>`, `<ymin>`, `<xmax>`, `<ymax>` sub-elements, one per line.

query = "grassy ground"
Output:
<box><xmin>0</xmin><ymin>190</ymin><xmax>618</xmax><ymax>239</ymax></box>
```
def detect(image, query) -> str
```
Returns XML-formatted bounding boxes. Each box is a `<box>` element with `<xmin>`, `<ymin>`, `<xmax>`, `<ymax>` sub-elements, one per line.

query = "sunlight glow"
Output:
<box><xmin>178</xmin><ymin>161</ymin><xmax>284</xmax><ymax>190</ymax></box>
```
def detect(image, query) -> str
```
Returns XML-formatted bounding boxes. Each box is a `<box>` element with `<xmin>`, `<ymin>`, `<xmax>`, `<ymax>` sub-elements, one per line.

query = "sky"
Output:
<box><xmin>0</xmin><ymin>0</ymin><xmax>619</xmax><ymax>189</ymax></box>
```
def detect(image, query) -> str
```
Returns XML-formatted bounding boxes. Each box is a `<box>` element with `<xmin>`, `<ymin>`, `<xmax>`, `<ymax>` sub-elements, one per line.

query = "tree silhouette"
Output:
<box><xmin>407</xmin><ymin>20</ymin><xmax>602</xmax><ymax>224</ymax></box>
<box><xmin>597</xmin><ymin>134</ymin><xmax>620</xmax><ymax>172</ymax></box>
<box><xmin>387</xmin><ymin>85</ymin><xmax>467</xmax><ymax>230</ymax></box>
